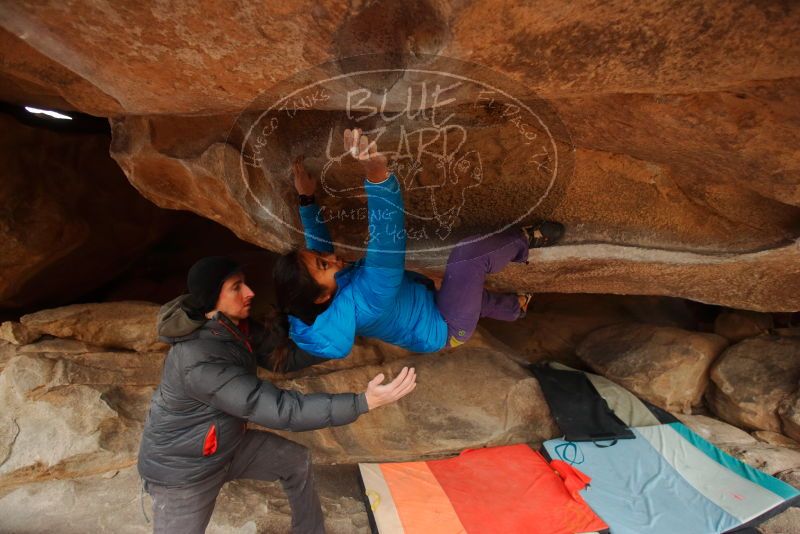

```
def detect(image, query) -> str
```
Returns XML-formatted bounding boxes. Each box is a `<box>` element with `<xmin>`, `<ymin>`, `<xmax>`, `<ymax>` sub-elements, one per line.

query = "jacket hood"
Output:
<box><xmin>157</xmin><ymin>294</ymin><xmax>207</xmax><ymax>342</ymax></box>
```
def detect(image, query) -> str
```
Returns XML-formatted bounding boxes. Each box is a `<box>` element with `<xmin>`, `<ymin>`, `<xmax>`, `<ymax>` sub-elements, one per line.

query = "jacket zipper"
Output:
<box><xmin>216</xmin><ymin>318</ymin><xmax>253</xmax><ymax>353</ymax></box>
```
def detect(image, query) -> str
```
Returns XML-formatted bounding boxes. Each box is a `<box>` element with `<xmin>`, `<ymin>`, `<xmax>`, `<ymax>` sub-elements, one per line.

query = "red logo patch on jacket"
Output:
<box><xmin>203</xmin><ymin>424</ymin><xmax>218</xmax><ymax>456</ymax></box>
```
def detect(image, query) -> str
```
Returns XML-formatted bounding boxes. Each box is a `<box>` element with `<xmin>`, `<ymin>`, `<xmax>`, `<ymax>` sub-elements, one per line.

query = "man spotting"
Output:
<box><xmin>138</xmin><ymin>256</ymin><xmax>417</xmax><ymax>533</ymax></box>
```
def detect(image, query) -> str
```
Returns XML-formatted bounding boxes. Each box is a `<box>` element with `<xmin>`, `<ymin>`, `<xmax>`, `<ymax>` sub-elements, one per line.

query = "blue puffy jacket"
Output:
<box><xmin>288</xmin><ymin>174</ymin><xmax>448</xmax><ymax>358</ymax></box>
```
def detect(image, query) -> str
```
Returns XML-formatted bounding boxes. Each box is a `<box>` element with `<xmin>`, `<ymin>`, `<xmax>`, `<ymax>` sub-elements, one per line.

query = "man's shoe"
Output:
<box><xmin>523</xmin><ymin>221</ymin><xmax>565</xmax><ymax>249</ymax></box>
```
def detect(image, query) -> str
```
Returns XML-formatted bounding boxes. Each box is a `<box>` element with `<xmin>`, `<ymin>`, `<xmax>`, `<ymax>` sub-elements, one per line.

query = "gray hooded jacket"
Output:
<box><xmin>138</xmin><ymin>296</ymin><xmax>368</xmax><ymax>487</ymax></box>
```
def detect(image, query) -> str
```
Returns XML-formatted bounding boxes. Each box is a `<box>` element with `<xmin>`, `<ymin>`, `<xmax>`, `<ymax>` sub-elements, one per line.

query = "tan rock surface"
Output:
<box><xmin>105</xmin><ymin>108</ymin><xmax>800</xmax><ymax>310</ymax></box>
<box><xmin>0</xmin><ymin>28</ymin><xmax>123</xmax><ymax>114</ymax></box>
<box><xmin>20</xmin><ymin>301</ymin><xmax>165</xmax><ymax>353</ymax></box>
<box><xmin>753</xmin><ymin>431</ymin><xmax>800</xmax><ymax>451</ymax></box>
<box><xmin>678</xmin><ymin>414</ymin><xmax>800</xmax><ymax>490</ymax></box>
<box><xmin>576</xmin><ymin>323</ymin><xmax>727</xmax><ymax>413</ymax></box>
<box><xmin>491</xmin><ymin>241</ymin><xmax>800</xmax><ymax>313</ymax></box>
<box><xmin>719</xmin><ymin>442</ymin><xmax>800</xmax><ymax>481</ymax></box>
<box><xmin>0</xmin><ymin>342</ymin><xmax>15</xmax><ymax>372</ymax></box>
<box><xmin>759</xmin><ymin>507</ymin><xmax>800</xmax><ymax>534</ymax></box>
<box><xmin>108</xmin><ymin>114</ymin><xmax>287</xmax><ymax>251</ymax></box>
<box><xmin>483</xmin><ymin>293</ymin><xmax>699</xmax><ymax>365</ymax></box>
<box><xmin>106</xmin><ymin>106</ymin><xmax>800</xmax><ymax>311</ymax></box>
<box><xmin>714</xmin><ymin>310</ymin><xmax>775</xmax><ymax>342</ymax></box>
<box><xmin>676</xmin><ymin>414</ymin><xmax>758</xmax><ymax>447</ymax></box>
<box><xmin>779</xmin><ymin>390</ymin><xmax>800</xmax><ymax>443</ymax></box>
<box><xmin>272</xmin><ymin>347</ymin><xmax>557</xmax><ymax>463</ymax></box>
<box><xmin>1</xmin><ymin>2</ymin><xmax>798</xmax><ymax>311</ymax></box>
<box><xmin>0</xmin><ymin>322</ymin><xmax>555</xmax><ymax>482</ymax></box>
<box><xmin>0</xmin><ymin>350</ymin><xmax>163</xmax><ymax>490</ymax></box>
<box><xmin>2</xmin><ymin>2</ymin><xmax>798</xmax><ymax>114</ymax></box>
<box><xmin>17</xmin><ymin>338</ymin><xmax>108</xmax><ymax>354</ymax></box>
<box><xmin>0</xmin><ymin>321</ymin><xmax>37</xmax><ymax>345</ymax></box>
<box><xmin>707</xmin><ymin>336</ymin><xmax>800</xmax><ymax>432</ymax></box>
<box><xmin>266</xmin><ymin>326</ymin><xmax>514</xmax><ymax>380</ymax></box>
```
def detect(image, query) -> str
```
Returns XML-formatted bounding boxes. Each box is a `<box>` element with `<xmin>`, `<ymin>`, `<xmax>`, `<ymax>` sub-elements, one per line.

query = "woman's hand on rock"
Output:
<box><xmin>292</xmin><ymin>155</ymin><xmax>316</xmax><ymax>195</ymax></box>
<box><xmin>344</xmin><ymin>128</ymin><xmax>389</xmax><ymax>183</ymax></box>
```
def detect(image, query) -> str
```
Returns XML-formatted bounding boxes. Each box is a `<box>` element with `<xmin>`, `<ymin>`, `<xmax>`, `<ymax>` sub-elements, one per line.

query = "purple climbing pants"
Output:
<box><xmin>435</xmin><ymin>228</ymin><xmax>529</xmax><ymax>347</ymax></box>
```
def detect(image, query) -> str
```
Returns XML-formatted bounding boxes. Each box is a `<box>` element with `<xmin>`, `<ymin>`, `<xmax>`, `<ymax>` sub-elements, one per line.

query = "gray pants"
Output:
<box><xmin>144</xmin><ymin>430</ymin><xmax>324</xmax><ymax>534</ymax></box>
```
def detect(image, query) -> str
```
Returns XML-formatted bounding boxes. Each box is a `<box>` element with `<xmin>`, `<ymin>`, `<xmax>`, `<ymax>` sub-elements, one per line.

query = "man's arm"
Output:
<box><xmin>184</xmin><ymin>351</ymin><xmax>416</xmax><ymax>431</ymax></box>
<box><xmin>186</xmin><ymin>357</ymin><xmax>366</xmax><ymax>430</ymax></box>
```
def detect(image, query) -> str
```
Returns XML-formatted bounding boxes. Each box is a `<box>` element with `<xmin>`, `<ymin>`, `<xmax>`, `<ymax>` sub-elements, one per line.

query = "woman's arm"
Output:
<box><xmin>251</xmin><ymin>316</ymin><xmax>331</xmax><ymax>372</ymax></box>
<box><xmin>345</xmin><ymin>129</ymin><xmax>407</xmax><ymax>317</ymax></box>
<box><xmin>293</xmin><ymin>156</ymin><xmax>334</xmax><ymax>253</ymax></box>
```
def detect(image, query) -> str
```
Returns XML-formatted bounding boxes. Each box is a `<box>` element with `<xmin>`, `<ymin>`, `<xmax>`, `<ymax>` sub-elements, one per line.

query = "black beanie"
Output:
<box><xmin>187</xmin><ymin>256</ymin><xmax>242</xmax><ymax>313</ymax></box>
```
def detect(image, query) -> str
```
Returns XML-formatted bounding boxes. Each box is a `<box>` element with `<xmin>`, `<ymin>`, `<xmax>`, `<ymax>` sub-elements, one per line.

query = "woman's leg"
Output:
<box><xmin>435</xmin><ymin>229</ymin><xmax>529</xmax><ymax>346</ymax></box>
<box><xmin>480</xmin><ymin>289</ymin><xmax>523</xmax><ymax>321</ymax></box>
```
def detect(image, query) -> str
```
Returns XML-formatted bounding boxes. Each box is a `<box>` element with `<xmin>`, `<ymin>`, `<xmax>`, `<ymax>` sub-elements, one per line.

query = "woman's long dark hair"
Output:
<box><xmin>273</xmin><ymin>250</ymin><xmax>331</xmax><ymax>326</ymax></box>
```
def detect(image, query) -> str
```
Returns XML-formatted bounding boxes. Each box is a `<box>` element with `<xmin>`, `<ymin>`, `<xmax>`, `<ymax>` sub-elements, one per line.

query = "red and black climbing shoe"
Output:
<box><xmin>517</xmin><ymin>293</ymin><xmax>533</xmax><ymax>319</ymax></box>
<box><xmin>523</xmin><ymin>221</ymin><xmax>565</xmax><ymax>249</ymax></box>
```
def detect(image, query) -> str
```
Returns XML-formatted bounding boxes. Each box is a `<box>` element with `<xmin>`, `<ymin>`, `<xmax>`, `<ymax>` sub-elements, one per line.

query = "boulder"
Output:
<box><xmin>576</xmin><ymin>323</ymin><xmax>728</xmax><ymax>413</ymax></box>
<box><xmin>0</xmin><ymin>28</ymin><xmax>123</xmax><ymax>114</ymax></box>
<box><xmin>676</xmin><ymin>414</ymin><xmax>758</xmax><ymax>447</ymax></box>
<box><xmin>3</xmin><ymin>3</ymin><xmax>798</xmax><ymax>309</ymax></box>
<box><xmin>677</xmin><ymin>415</ymin><xmax>800</xmax><ymax>488</ymax></box>
<box><xmin>0</xmin><ymin>113</ymin><xmax>171</xmax><ymax>311</ymax></box>
<box><xmin>774</xmin><ymin>327</ymin><xmax>800</xmax><ymax>337</ymax></box>
<box><xmin>483</xmin><ymin>293</ymin><xmax>700</xmax><ymax>365</ymax></box>
<box><xmin>678</xmin><ymin>415</ymin><xmax>800</xmax><ymax>489</ymax></box>
<box><xmin>0</xmin><ymin>350</ymin><xmax>164</xmax><ymax>490</ymax></box>
<box><xmin>0</xmin><ymin>342</ymin><xmax>16</xmax><ymax>372</ymax></box>
<box><xmin>714</xmin><ymin>310</ymin><xmax>774</xmax><ymax>342</ymax></box>
<box><xmin>719</xmin><ymin>442</ymin><xmax>800</xmax><ymax>481</ymax></box>
<box><xmin>106</xmin><ymin>103</ymin><xmax>800</xmax><ymax>311</ymax></box>
<box><xmin>272</xmin><ymin>347</ymin><xmax>558</xmax><ymax>463</ymax></box>
<box><xmin>779</xmin><ymin>390</ymin><xmax>800</xmax><ymax>443</ymax></box>
<box><xmin>752</xmin><ymin>431</ymin><xmax>800</xmax><ymax>451</ymax></box>
<box><xmin>263</xmin><ymin>335</ymin><xmax>417</xmax><ymax>381</ymax></box>
<box><xmin>0</xmin><ymin>321</ymin><xmax>37</xmax><ymax>345</ymax></box>
<box><xmin>707</xmin><ymin>336</ymin><xmax>800</xmax><ymax>432</ymax></box>
<box><xmin>0</xmin><ymin>464</ymin><xmax>370</xmax><ymax>534</ymax></box>
<box><xmin>20</xmin><ymin>301</ymin><xmax>165</xmax><ymax>353</ymax></box>
<box><xmin>0</xmin><ymin>328</ymin><xmax>554</xmax><ymax>482</ymax></box>
<box><xmin>17</xmin><ymin>338</ymin><xmax>108</xmax><ymax>355</ymax></box>
<box><xmin>759</xmin><ymin>507</ymin><xmax>800</xmax><ymax>534</ymax></box>
<box><xmin>490</xmin><ymin>241</ymin><xmax>800</xmax><ymax>313</ymax></box>
<box><xmin>777</xmin><ymin>470</ymin><xmax>800</xmax><ymax>491</ymax></box>
<box><xmin>266</xmin><ymin>326</ymin><xmax>515</xmax><ymax>380</ymax></box>
<box><xmin>2</xmin><ymin>2</ymin><xmax>798</xmax><ymax>115</ymax></box>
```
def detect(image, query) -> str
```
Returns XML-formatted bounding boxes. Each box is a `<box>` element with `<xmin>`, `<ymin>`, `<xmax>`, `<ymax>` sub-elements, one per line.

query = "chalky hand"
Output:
<box><xmin>344</xmin><ymin>128</ymin><xmax>389</xmax><ymax>183</ymax></box>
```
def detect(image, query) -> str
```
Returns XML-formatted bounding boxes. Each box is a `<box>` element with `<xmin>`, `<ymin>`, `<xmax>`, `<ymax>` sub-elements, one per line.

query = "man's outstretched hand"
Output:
<box><xmin>364</xmin><ymin>366</ymin><xmax>417</xmax><ymax>410</ymax></box>
<box><xmin>344</xmin><ymin>128</ymin><xmax>389</xmax><ymax>183</ymax></box>
<box><xmin>292</xmin><ymin>155</ymin><xmax>316</xmax><ymax>196</ymax></box>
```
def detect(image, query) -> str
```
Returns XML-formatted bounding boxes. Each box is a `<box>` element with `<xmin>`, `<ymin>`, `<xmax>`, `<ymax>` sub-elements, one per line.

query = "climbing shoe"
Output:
<box><xmin>523</xmin><ymin>221</ymin><xmax>565</xmax><ymax>249</ymax></box>
<box><xmin>518</xmin><ymin>293</ymin><xmax>533</xmax><ymax>319</ymax></box>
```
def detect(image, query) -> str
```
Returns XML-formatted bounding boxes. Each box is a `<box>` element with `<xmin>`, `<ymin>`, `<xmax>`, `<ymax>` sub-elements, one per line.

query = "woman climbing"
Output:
<box><xmin>273</xmin><ymin>128</ymin><xmax>564</xmax><ymax>358</ymax></box>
